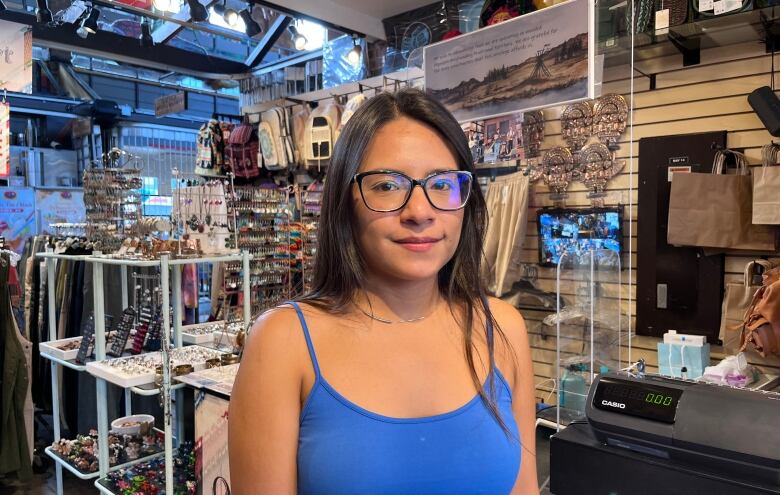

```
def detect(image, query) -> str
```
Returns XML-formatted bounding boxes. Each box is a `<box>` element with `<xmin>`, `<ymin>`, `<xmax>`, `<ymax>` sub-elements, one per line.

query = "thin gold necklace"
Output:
<box><xmin>355</xmin><ymin>302</ymin><xmax>436</xmax><ymax>324</ymax></box>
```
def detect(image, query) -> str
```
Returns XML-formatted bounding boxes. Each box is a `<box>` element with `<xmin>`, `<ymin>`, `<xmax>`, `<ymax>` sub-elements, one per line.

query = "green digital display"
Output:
<box><xmin>593</xmin><ymin>377</ymin><xmax>684</xmax><ymax>423</ymax></box>
<box><xmin>644</xmin><ymin>393</ymin><xmax>674</xmax><ymax>406</ymax></box>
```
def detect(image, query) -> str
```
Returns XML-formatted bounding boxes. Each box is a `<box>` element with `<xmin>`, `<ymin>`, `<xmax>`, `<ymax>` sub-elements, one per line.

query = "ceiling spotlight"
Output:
<box><xmin>140</xmin><ymin>18</ymin><xmax>154</xmax><ymax>47</ymax></box>
<box><xmin>153</xmin><ymin>0</ymin><xmax>172</xmax><ymax>12</ymax></box>
<box><xmin>186</xmin><ymin>0</ymin><xmax>208</xmax><ymax>22</ymax></box>
<box><xmin>214</xmin><ymin>2</ymin><xmax>238</xmax><ymax>26</ymax></box>
<box><xmin>76</xmin><ymin>7</ymin><xmax>100</xmax><ymax>39</ymax></box>
<box><xmin>35</xmin><ymin>0</ymin><xmax>53</xmax><ymax>24</ymax></box>
<box><xmin>239</xmin><ymin>8</ymin><xmax>261</xmax><ymax>37</ymax></box>
<box><xmin>347</xmin><ymin>36</ymin><xmax>362</xmax><ymax>66</ymax></box>
<box><xmin>288</xmin><ymin>24</ymin><xmax>307</xmax><ymax>51</ymax></box>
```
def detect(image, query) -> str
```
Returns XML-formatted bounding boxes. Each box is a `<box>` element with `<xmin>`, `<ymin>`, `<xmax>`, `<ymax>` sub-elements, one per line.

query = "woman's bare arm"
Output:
<box><xmin>228</xmin><ymin>308</ymin><xmax>305</xmax><ymax>494</ymax></box>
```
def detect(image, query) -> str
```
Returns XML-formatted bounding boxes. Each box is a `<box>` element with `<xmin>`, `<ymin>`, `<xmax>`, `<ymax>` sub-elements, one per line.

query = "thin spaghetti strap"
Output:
<box><xmin>287</xmin><ymin>301</ymin><xmax>322</xmax><ymax>378</ymax></box>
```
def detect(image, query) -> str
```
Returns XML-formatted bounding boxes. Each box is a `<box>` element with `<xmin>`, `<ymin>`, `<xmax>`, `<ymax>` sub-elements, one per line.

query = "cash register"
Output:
<box><xmin>550</xmin><ymin>371</ymin><xmax>780</xmax><ymax>494</ymax></box>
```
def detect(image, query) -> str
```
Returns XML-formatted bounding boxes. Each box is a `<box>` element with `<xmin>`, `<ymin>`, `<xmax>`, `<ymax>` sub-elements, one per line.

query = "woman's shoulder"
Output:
<box><xmin>485</xmin><ymin>296</ymin><xmax>527</xmax><ymax>333</ymax></box>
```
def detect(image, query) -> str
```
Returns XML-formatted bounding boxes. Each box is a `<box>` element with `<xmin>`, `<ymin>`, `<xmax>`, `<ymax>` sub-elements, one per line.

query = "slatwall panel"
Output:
<box><xmin>526</xmin><ymin>41</ymin><xmax>780</xmax><ymax>403</ymax></box>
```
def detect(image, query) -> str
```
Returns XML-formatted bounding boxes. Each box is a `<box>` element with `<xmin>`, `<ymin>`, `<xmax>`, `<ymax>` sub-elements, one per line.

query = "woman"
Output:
<box><xmin>229</xmin><ymin>89</ymin><xmax>539</xmax><ymax>494</ymax></box>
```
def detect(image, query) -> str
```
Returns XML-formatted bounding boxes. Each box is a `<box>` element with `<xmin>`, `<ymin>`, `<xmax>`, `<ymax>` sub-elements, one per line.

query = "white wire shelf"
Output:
<box><xmin>39</xmin><ymin>352</ymin><xmax>88</xmax><ymax>372</ymax></box>
<box><xmin>130</xmin><ymin>382</ymin><xmax>186</xmax><ymax>396</ymax></box>
<box><xmin>45</xmin><ymin>446</ymin><xmax>166</xmax><ymax>482</ymax></box>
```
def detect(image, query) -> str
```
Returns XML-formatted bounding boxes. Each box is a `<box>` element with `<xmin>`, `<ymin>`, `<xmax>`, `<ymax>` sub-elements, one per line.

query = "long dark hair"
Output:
<box><xmin>300</xmin><ymin>88</ymin><xmax>512</xmax><ymax>433</ymax></box>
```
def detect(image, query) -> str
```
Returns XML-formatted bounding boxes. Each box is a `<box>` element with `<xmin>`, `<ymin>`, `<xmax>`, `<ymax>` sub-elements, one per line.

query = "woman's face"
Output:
<box><xmin>353</xmin><ymin>116</ymin><xmax>465</xmax><ymax>284</ymax></box>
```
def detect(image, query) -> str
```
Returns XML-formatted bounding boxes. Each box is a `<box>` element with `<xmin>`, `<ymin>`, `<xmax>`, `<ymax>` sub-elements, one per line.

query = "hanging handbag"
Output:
<box><xmin>719</xmin><ymin>259</ymin><xmax>773</xmax><ymax>353</ymax></box>
<box><xmin>740</xmin><ymin>267</ymin><xmax>780</xmax><ymax>357</ymax></box>
<box><xmin>257</xmin><ymin>121</ymin><xmax>277</xmax><ymax>169</ymax></box>
<box><xmin>752</xmin><ymin>142</ymin><xmax>780</xmax><ymax>225</ymax></box>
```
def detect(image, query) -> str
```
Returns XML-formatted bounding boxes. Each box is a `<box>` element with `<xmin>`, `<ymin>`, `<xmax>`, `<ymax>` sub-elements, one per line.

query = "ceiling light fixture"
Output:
<box><xmin>347</xmin><ymin>36</ymin><xmax>362</xmax><ymax>66</ymax></box>
<box><xmin>35</xmin><ymin>0</ymin><xmax>53</xmax><ymax>24</ymax></box>
<box><xmin>76</xmin><ymin>7</ymin><xmax>100</xmax><ymax>39</ymax></box>
<box><xmin>140</xmin><ymin>18</ymin><xmax>154</xmax><ymax>47</ymax></box>
<box><xmin>239</xmin><ymin>7</ymin><xmax>261</xmax><ymax>37</ymax></box>
<box><xmin>214</xmin><ymin>2</ymin><xmax>238</xmax><ymax>26</ymax></box>
<box><xmin>152</xmin><ymin>0</ymin><xmax>172</xmax><ymax>12</ymax></box>
<box><xmin>288</xmin><ymin>24</ymin><xmax>307</xmax><ymax>51</ymax></box>
<box><xmin>186</xmin><ymin>0</ymin><xmax>208</xmax><ymax>22</ymax></box>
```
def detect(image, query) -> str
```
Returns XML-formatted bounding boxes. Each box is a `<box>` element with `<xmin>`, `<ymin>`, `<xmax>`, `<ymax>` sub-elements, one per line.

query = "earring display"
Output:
<box><xmin>107</xmin><ymin>307</ymin><xmax>138</xmax><ymax>358</ymax></box>
<box><xmin>593</xmin><ymin>93</ymin><xmax>628</xmax><ymax>150</ymax></box>
<box><xmin>172</xmin><ymin>170</ymin><xmax>238</xmax><ymax>257</ymax></box>
<box><xmin>301</xmin><ymin>181</ymin><xmax>324</xmax><ymax>293</ymax></box>
<box><xmin>541</xmin><ymin>146</ymin><xmax>576</xmax><ymax>202</ymax></box>
<box><xmin>561</xmin><ymin>101</ymin><xmax>593</xmax><ymax>155</ymax></box>
<box><xmin>83</xmin><ymin>165</ymin><xmax>142</xmax><ymax>254</ymax></box>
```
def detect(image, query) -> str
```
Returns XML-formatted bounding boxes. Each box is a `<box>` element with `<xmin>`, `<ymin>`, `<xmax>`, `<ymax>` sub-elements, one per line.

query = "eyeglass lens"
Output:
<box><xmin>360</xmin><ymin>172</ymin><xmax>471</xmax><ymax>211</ymax></box>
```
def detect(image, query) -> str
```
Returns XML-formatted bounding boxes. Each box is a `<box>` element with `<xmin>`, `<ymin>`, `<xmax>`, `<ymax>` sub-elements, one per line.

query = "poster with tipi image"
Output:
<box><xmin>424</xmin><ymin>0</ymin><xmax>595</xmax><ymax>122</ymax></box>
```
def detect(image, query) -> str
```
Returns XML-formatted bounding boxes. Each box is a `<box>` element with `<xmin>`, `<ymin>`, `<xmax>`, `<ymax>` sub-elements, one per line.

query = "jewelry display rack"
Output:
<box><xmin>37</xmin><ymin>249</ymin><xmax>251</xmax><ymax>495</ymax></box>
<box><xmin>83</xmin><ymin>150</ymin><xmax>143</xmax><ymax>254</ymax></box>
<box><xmin>229</xmin><ymin>183</ymin><xmax>295</xmax><ymax>316</ymax></box>
<box><xmin>171</xmin><ymin>168</ymin><xmax>239</xmax><ymax>257</ymax></box>
<box><xmin>300</xmin><ymin>181</ymin><xmax>323</xmax><ymax>293</ymax></box>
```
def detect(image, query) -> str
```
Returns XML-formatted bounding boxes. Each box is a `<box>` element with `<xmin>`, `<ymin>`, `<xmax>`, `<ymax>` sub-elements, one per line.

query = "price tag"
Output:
<box><xmin>699</xmin><ymin>0</ymin><xmax>714</xmax><ymax>10</ymax></box>
<box><xmin>724</xmin><ymin>0</ymin><xmax>742</xmax><ymax>11</ymax></box>
<box><xmin>713</xmin><ymin>0</ymin><xmax>725</xmax><ymax>14</ymax></box>
<box><xmin>655</xmin><ymin>9</ymin><xmax>670</xmax><ymax>30</ymax></box>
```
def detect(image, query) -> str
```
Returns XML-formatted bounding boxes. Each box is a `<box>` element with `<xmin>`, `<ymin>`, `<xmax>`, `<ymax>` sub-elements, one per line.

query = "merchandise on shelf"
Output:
<box><xmin>100</xmin><ymin>442</ymin><xmax>197</xmax><ymax>495</ymax></box>
<box><xmin>83</xmin><ymin>166</ymin><xmax>142</xmax><ymax>254</ymax></box>
<box><xmin>50</xmin><ymin>429</ymin><xmax>164</xmax><ymax>475</ymax></box>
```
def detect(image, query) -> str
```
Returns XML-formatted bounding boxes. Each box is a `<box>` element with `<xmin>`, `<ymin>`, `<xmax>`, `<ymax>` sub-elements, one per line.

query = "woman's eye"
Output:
<box><xmin>371</xmin><ymin>181</ymin><xmax>400</xmax><ymax>192</ymax></box>
<box><xmin>430</xmin><ymin>179</ymin><xmax>454</xmax><ymax>191</ymax></box>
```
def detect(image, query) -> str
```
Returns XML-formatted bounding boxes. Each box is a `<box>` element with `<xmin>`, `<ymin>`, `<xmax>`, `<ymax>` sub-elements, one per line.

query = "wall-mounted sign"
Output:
<box><xmin>0</xmin><ymin>20</ymin><xmax>33</xmax><ymax>94</ymax></box>
<box><xmin>36</xmin><ymin>189</ymin><xmax>86</xmax><ymax>234</ymax></box>
<box><xmin>0</xmin><ymin>188</ymin><xmax>35</xmax><ymax>254</ymax></box>
<box><xmin>424</xmin><ymin>0</ymin><xmax>595</xmax><ymax>122</ymax></box>
<box><xmin>155</xmin><ymin>91</ymin><xmax>188</xmax><ymax>117</ymax></box>
<box><xmin>0</xmin><ymin>102</ymin><xmax>9</xmax><ymax>177</ymax></box>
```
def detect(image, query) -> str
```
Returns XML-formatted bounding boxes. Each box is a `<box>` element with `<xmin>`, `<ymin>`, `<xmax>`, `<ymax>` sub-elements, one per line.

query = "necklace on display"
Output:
<box><xmin>355</xmin><ymin>302</ymin><xmax>436</xmax><ymax>324</ymax></box>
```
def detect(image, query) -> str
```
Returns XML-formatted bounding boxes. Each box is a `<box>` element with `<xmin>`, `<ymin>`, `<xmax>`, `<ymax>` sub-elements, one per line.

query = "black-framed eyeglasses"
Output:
<box><xmin>351</xmin><ymin>169</ymin><xmax>473</xmax><ymax>212</ymax></box>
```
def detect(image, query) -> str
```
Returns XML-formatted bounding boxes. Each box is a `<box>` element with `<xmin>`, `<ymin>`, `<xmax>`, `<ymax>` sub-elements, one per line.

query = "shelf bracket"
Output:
<box><xmin>760</xmin><ymin>11</ymin><xmax>780</xmax><ymax>54</ymax></box>
<box><xmin>633</xmin><ymin>67</ymin><xmax>656</xmax><ymax>90</ymax></box>
<box><xmin>667</xmin><ymin>31</ymin><xmax>700</xmax><ymax>67</ymax></box>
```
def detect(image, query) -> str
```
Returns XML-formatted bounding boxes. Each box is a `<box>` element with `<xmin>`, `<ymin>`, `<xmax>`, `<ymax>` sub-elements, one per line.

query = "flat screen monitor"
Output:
<box><xmin>537</xmin><ymin>207</ymin><xmax>623</xmax><ymax>268</ymax></box>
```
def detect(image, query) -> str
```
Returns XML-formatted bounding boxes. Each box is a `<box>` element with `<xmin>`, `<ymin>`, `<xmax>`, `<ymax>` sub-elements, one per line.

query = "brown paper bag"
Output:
<box><xmin>752</xmin><ymin>166</ymin><xmax>780</xmax><ymax>225</ymax></box>
<box><xmin>719</xmin><ymin>260</ymin><xmax>773</xmax><ymax>352</ymax></box>
<box><xmin>668</xmin><ymin>150</ymin><xmax>778</xmax><ymax>251</ymax></box>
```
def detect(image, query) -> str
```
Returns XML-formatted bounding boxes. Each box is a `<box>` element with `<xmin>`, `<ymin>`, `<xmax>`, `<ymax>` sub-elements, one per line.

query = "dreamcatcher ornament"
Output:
<box><xmin>541</xmin><ymin>146</ymin><xmax>576</xmax><ymax>203</ymax></box>
<box><xmin>576</xmin><ymin>143</ymin><xmax>625</xmax><ymax>206</ymax></box>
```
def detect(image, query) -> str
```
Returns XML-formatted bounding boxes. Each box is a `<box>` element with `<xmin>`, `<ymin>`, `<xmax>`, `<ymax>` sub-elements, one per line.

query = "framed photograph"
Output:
<box><xmin>424</xmin><ymin>0</ymin><xmax>595</xmax><ymax>122</ymax></box>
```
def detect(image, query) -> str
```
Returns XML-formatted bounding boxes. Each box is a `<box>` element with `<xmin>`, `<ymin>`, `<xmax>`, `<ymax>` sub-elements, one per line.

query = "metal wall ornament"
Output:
<box><xmin>541</xmin><ymin>146</ymin><xmax>576</xmax><ymax>201</ymax></box>
<box><xmin>522</xmin><ymin>110</ymin><xmax>545</xmax><ymax>159</ymax></box>
<box><xmin>561</xmin><ymin>101</ymin><xmax>593</xmax><ymax>155</ymax></box>
<box><xmin>576</xmin><ymin>142</ymin><xmax>625</xmax><ymax>205</ymax></box>
<box><xmin>593</xmin><ymin>94</ymin><xmax>628</xmax><ymax>150</ymax></box>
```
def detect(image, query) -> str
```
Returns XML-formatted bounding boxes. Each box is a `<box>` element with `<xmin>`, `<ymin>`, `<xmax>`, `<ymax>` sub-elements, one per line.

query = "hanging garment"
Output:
<box><xmin>481</xmin><ymin>172</ymin><xmax>530</xmax><ymax>297</ymax></box>
<box><xmin>0</xmin><ymin>253</ymin><xmax>32</xmax><ymax>481</ymax></box>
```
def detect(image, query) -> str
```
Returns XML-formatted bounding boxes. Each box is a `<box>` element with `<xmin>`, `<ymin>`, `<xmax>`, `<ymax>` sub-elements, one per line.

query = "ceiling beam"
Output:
<box><xmin>251</xmin><ymin>0</ymin><xmax>375</xmax><ymax>39</ymax></box>
<box><xmin>251</xmin><ymin>47</ymin><xmax>322</xmax><ymax>75</ymax></box>
<box><xmin>245</xmin><ymin>14</ymin><xmax>291</xmax><ymax>67</ymax></box>
<box><xmin>151</xmin><ymin>0</ymin><xmax>220</xmax><ymax>45</ymax></box>
<box><xmin>0</xmin><ymin>10</ymin><xmax>249</xmax><ymax>77</ymax></box>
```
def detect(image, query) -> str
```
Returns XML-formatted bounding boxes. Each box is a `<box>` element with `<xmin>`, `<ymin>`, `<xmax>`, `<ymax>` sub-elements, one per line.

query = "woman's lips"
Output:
<box><xmin>393</xmin><ymin>237</ymin><xmax>442</xmax><ymax>252</ymax></box>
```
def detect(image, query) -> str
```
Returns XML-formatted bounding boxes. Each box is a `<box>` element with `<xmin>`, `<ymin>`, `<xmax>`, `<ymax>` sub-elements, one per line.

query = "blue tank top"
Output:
<box><xmin>289</xmin><ymin>302</ymin><xmax>522</xmax><ymax>495</ymax></box>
